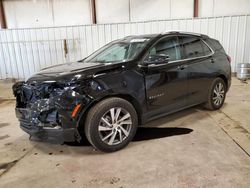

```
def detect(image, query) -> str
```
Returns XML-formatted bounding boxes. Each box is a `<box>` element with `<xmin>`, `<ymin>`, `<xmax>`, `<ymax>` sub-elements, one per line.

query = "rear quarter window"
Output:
<box><xmin>206</xmin><ymin>39</ymin><xmax>226</xmax><ymax>53</ymax></box>
<box><xmin>181</xmin><ymin>36</ymin><xmax>212</xmax><ymax>58</ymax></box>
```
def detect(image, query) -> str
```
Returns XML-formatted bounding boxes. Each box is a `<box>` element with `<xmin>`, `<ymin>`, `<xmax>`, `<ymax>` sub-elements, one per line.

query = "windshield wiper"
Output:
<box><xmin>77</xmin><ymin>58</ymin><xmax>86</xmax><ymax>62</ymax></box>
<box><xmin>87</xmin><ymin>60</ymin><xmax>108</xmax><ymax>63</ymax></box>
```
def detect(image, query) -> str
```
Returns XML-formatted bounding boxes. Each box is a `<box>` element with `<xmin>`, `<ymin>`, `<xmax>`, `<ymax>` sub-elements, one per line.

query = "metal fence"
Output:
<box><xmin>0</xmin><ymin>14</ymin><xmax>250</xmax><ymax>80</ymax></box>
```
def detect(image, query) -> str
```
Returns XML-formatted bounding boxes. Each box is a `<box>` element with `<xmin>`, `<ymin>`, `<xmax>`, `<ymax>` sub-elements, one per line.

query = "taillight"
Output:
<box><xmin>227</xmin><ymin>55</ymin><xmax>231</xmax><ymax>64</ymax></box>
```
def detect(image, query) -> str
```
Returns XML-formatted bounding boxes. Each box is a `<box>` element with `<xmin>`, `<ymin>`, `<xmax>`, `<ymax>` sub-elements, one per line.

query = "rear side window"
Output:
<box><xmin>180</xmin><ymin>36</ymin><xmax>212</xmax><ymax>58</ymax></box>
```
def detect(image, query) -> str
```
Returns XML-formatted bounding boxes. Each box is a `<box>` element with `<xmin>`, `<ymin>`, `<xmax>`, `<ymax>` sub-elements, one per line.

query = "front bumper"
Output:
<box><xmin>13</xmin><ymin>81</ymin><xmax>93</xmax><ymax>144</ymax></box>
<box><xmin>16</xmin><ymin>108</ymin><xmax>76</xmax><ymax>144</ymax></box>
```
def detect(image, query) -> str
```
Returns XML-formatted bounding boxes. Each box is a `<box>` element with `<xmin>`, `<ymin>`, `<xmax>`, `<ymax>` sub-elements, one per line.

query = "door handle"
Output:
<box><xmin>177</xmin><ymin>65</ymin><xmax>188</xmax><ymax>70</ymax></box>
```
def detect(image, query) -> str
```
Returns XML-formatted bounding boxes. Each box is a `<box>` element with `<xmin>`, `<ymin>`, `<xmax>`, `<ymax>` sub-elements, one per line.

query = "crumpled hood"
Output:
<box><xmin>27</xmin><ymin>62</ymin><xmax>107</xmax><ymax>82</ymax></box>
<box><xmin>27</xmin><ymin>61</ymin><xmax>115</xmax><ymax>82</ymax></box>
<box><xmin>39</xmin><ymin>62</ymin><xmax>104</xmax><ymax>75</ymax></box>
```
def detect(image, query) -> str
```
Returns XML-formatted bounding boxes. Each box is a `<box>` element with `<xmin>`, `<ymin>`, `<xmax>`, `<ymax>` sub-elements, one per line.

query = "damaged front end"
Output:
<box><xmin>13</xmin><ymin>80</ymin><xmax>90</xmax><ymax>144</ymax></box>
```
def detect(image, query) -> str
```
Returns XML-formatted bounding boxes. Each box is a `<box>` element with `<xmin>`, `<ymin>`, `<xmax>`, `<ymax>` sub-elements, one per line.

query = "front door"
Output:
<box><xmin>143</xmin><ymin>35</ymin><xmax>188</xmax><ymax>120</ymax></box>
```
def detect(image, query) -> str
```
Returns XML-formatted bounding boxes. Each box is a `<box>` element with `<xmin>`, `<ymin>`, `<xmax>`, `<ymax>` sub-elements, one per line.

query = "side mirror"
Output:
<box><xmin>144</xmin><ymin>54</ymin><xmax>170</xmax><ymax>65</ymax></box>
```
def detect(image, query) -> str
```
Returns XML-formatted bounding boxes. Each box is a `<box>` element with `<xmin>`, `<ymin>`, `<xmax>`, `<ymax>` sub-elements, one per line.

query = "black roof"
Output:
<box><xmin>124</xmin><ymin>31</ymin><xmax>209</xmax><ymax>40</ymax></box>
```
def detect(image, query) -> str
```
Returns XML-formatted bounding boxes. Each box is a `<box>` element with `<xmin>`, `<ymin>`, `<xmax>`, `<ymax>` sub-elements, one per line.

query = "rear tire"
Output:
<box><xmin>204</xmin><ymin>77</ymin><xmax>226</xmax><ymax>110</ymax></box>
<box><xmin>85</xmin><ymin>97</ymin><xmax>138</xmax><ymax>152</ymax></box>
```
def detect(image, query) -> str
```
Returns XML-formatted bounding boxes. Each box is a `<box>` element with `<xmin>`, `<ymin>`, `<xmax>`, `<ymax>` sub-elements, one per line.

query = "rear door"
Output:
<box><xmin>178</xmin><ymin>35</ymin><xmax>214</xmax><ymax>105</ymax></box>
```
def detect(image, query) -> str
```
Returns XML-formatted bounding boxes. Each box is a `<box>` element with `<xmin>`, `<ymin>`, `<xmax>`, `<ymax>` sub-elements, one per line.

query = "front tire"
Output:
<box><xmin>204</xmin><ymin>77</ymin><xmax>226</xmax><ymax>110</ymax></box>
<box><xmin>85</xmin><ymin>97</ymin><xmax>138</xmax><ymax>152</ymax></box>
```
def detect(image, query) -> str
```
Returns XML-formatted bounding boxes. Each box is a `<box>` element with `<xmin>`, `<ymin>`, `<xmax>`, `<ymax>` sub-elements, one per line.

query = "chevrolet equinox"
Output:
<box><xmin>13</xmin><ymin>31</ymin><xmax>231</xmax><ymax>152</ymax></box>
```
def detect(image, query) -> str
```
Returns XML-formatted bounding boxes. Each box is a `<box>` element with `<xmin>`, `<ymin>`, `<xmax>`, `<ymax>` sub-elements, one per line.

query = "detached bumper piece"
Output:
<box><xmin>13</xmin><ymin>81</ymin><xmax>88</xmax><ymax>144</ymax></box>
<box><xmin>16</xmin><ymin>108</ymin><xmax>75</xmax><ymax>144</ymax></box>
<box><xmin>20</xmin><ymin>116</ymin><xmax>75</xmax><ymax>144</ymax></box>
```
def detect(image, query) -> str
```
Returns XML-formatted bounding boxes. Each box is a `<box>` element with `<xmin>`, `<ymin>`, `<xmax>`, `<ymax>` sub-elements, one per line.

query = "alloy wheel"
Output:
<box><xmin>98</xmin><ymin>107</ymin><xmax>132</xmax><ymax>145</ymax></box>
<box><xmin>213</xmin><ymin>82</ymin><xmax>225</xmax><ymax>106</ymax></box>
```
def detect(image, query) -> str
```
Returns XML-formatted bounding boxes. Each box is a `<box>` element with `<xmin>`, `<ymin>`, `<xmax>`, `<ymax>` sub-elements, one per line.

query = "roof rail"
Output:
<box><xmin>162</xmin><ymin>30</ymin><xmax>208</xmax><ymax>38</ymax></box>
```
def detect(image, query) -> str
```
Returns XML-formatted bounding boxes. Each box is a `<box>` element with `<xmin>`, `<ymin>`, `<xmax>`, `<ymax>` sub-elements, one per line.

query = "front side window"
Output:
<box><xmin>181</xmin><ymin>36</ymin><xmax>212</xmax><ymax>58</ymax></box>
<box><xmin>147</xmin><ymin>36</ymin><xmax>181</xmax><ymax>63</ymax></box>
<box><xmin>84</xmin><ymin>38</ymin><xmax>151</xmax><ymax>63</ymax></box>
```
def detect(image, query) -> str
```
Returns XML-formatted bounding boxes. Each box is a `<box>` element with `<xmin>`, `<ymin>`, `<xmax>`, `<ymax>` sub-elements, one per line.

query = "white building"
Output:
<box><xmin>1</xmin><ymin>0</ymin><xmax>250</xmax><ymax>28</ymax></box>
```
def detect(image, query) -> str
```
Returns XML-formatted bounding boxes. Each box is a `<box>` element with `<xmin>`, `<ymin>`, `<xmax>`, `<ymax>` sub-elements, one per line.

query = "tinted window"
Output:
<box><xmin>148</xmin><ymin>36</ymin><xmax>181</xmax><ymax>62</ymax></box>
<box><xmin>202</xmin><ymin>40</ymin><xmax>212</xmax><ymax>55</ymax></box>
<box><xmin>206</xmin><ymin>39</ymin><xmax>225</xmax><ymax>53</ymax></box>
<box><xmin>181</xmin><ymin>36</ymin><xmax>212</xmax><ymax>58</ymax></box>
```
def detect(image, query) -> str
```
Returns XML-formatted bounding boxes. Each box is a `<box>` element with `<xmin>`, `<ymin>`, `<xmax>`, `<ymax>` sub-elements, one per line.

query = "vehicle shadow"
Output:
<box><xmin>65</xmin><ymin>107</ymin><xmax>197</xmax><ymax>147</ymax></box>
<box><xmin>65</xmin><ymin>127</ymin><xmax>193</xmax><ymax>147</ymax></box>
<box><xmin>133</xmin><ymin>127</ymin><xmax>193</xmax><ymax>141</ymax></box>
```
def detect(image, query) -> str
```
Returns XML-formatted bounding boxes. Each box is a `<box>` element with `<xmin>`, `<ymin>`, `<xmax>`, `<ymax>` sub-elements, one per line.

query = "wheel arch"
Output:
<box><xmin>217</xmin><ymin>74</ymin><xmax>228</xmax><ymax>91</ymax></box>
<box><xmin>77</xmin><ymin>94</ymin><xmax>142</xmax><ymax>136</ymax></box>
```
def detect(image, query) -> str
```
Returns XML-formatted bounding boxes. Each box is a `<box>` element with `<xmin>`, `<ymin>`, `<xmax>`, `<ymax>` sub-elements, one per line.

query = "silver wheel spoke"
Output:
<box><xmin>115</xmin><ymin>108</ymin><xmax>121</xmax><ymax>122</ymax></box>
<box><xmin>217</xmin><ymin>98</ymin><xmax>220</xmax><ymax>105</ymax></box>
<box><xmin>119</xmin><ymin>126</ymin><xmax>129</xmax><ymax>137</ymax></box>
<box><xmin>217</xmin><ymin>99</ymin><xmax>220</xmax><ymax>105</ymax></box>
<box><xmin>216</xmin><ymin>98</ymin><xmax>220</xmax><ymax>105</ymax></box>
<box><xmin>220</xmin><ymin>83</ymin><xmax>223</xmax><ymax>91</ymax></box>
<box><xmin>117</xmin><ymin>113</ymin><xmax>130</xmax><ymax>123</ymax></box>
<box><xmin>108</xmin><ymin>130</ymin><xmax>117</xmax><ymax>145</ymax></box>
<box><xmin>102</xmin><ymin>131</ymin><xmax>113</xmax><ymax>141</ymax></box>
<box><xmin>214</xmin><ymin>98</ymin><xmax>218</xmax><ymax>105</ymax></box>
<box><xmin>218</xmin><ymin>83</ymin><xmax>222</xmax><ymax>91</ymax></box>
<box><xmin>119</xmin><ymin>130</ymin><xmax>122</xmax><ymax>143</ymax></box>
<box><xmin>219</xmin><ymin>96</ymin><xmax>223</xmax><ymax>104</ymax></box>
<box><xmin>110</xmin><ymin>108</ymin><xmax>115</xmax><ymax>124</ymax></box>
<box><xmin>119</xmin><ymin>120</ymin><xmax>132</xmax><ymax>125</ymax></box>
<box><xmin>214</xmin><ymin>89</ymin><xmax>219</xmax><ymax>95</ymax></box>
<box><xmin>215</xmin><ymin>85</ymin><xmax>219</xmax><ymax>92</ymax></box>
<box><xmin>98</xmin><ymin>125</ymin><xmax>112</xmax><ymax>131</ymax></box>
<box><xmin>101</xmin><ymin>117</ymin><xmax>112</xmax><ymax>127</ymax></box>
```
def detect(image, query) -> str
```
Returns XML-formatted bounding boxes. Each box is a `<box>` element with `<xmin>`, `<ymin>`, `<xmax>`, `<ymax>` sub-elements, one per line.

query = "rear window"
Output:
<box><xmin>181</xmin><ymin>36</ymin><xmax>212</xmax><ymax>58</ymax></box>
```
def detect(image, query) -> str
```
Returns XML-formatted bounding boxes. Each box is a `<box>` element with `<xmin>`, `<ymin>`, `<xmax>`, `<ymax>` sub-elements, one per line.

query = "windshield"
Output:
<box><xmin>83</xmin><ymin>37</ymin><xmax>151</xmax><ymax>63</ymax></box>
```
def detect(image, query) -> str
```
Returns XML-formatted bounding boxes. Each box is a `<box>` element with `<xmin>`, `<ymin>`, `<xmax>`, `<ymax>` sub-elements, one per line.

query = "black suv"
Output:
<box><xmin>13</xmin><ymin>31</ymin><xmax>231</xmax><ymax>152</ymax></box>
